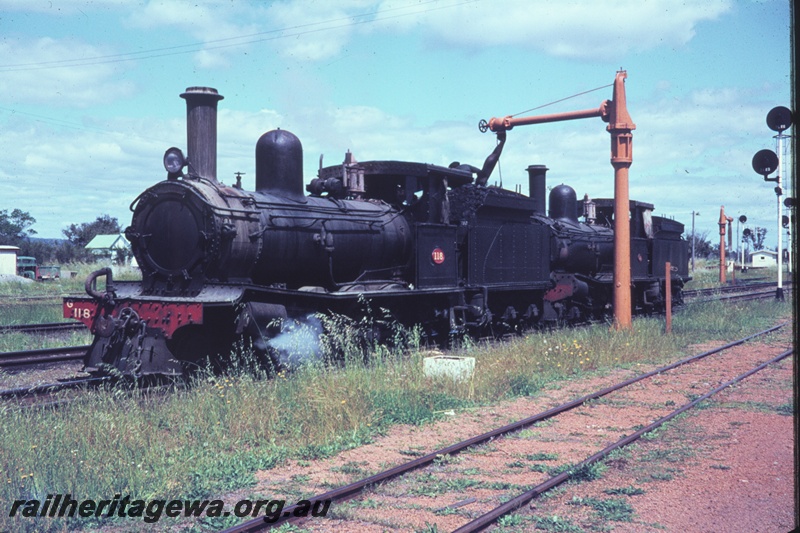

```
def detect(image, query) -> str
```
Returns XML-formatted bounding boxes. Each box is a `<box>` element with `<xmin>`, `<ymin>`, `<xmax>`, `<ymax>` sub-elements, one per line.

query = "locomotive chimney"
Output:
<box><xmin>180</xmin><ymin>86</ymin><xmax>224</xmax><ymax>182</ymax></box>
<box><xmin>255</xmin><ymin>129</ymin><xmax>305</xmax><ymax>201</ymax></box>
<box><xmin>526</xmin><ymin>165</ymin><xmax>548</xmax><ymax>214</ymax></box>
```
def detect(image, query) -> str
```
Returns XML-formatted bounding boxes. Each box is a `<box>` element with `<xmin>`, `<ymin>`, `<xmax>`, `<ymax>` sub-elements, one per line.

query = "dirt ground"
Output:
<box><xmin>238</xmin><ymin>322</ymin><xmax>795</xmax><ymax>532</ymax></box>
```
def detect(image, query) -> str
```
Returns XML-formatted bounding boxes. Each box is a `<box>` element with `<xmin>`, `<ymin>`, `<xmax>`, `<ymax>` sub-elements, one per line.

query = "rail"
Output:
<box><xmin>219</xmin><ymin>322</ymin><xmax>786</xmax><ymax>533</ymax></box>
<box><xmin>0</xmin><ymin>345</ymin><xmax>89</xmax><ymax>369</ymax></box>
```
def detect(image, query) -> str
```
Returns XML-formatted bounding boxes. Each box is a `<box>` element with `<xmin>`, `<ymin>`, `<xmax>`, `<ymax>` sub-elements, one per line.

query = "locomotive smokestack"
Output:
<box><xmin>526</xmin><ymin>165</ymin><xmax>548</xmax><ymax>214</ymax></box>
<box><xmin>180</xmin><ymin>87</ymin><xmax>224</xmax><ymax>182</ymax></box>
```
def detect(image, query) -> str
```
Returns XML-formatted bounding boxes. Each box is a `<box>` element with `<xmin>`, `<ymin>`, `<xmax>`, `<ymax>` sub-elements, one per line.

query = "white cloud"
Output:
<box><xmin>372</xmin><ymin>0</ymin><xmax>732</xmax><ymax>59</ymax></box>
<box><xmin>261</xmin><ymin>1</ymin><xmax>376</xmax><ymax>61</ymax></box>
<box><xmin>0</xmin><ymin>38</ymin><xmax>136</xmax><ymax>107</ymax></box>
<box><xmin>124</xmin><ymin>1</ymin><xmax>264</xmax><ymax>68</ymax></box>
<box><xmin>184</xmin><ymin>0</ymin><xmax>736</xmax><ymax>64</ymax></box>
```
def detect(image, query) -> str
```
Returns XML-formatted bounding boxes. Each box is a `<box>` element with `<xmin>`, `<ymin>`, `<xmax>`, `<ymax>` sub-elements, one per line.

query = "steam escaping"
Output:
<box><xmin>267</xmin><ymin>314</ymin><xmax>323</xmax><ymax>368</ymax></box>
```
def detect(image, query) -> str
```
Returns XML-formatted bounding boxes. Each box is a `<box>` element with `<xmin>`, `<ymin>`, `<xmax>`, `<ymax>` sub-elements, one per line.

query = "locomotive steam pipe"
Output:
<box><xmin>85</xmin><ymin>267</ymin><xmax>115</xmax><ymax>301</ymax></box>
<box><xmin>480</xmin><ymin>104</ymin><xmax>607</xmax><ymax>133</ymax></box>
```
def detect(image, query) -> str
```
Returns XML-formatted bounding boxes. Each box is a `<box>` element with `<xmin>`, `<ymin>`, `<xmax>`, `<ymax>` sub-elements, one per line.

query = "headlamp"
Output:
<box><xmin>163</xmin><ymin>147</ymin><xmax>186</xmax><ymax>175</ymax></box>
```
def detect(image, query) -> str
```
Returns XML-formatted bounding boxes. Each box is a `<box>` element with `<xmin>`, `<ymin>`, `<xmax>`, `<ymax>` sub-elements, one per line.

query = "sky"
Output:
<box><xmin>0</xmin><ymin>0</ymin><xmax>794</xmax><ymax>254</ymax></box>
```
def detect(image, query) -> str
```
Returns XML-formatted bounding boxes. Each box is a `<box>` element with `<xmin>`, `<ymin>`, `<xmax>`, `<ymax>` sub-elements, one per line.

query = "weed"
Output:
<box><xmin>603</xmin><ymin>485</ymin><xmax>645</xmax><ymax>496</ymax></box>
<box><xmin>331</xmin><ymin>461</ymin><xmax>369</xmax><ymax>476</ymax></box>
<box><xmin>540</xmin><ymin>486</ymin><xmax>567</xmax><ymax>499</ymax></box>
<box><xmin>548</xmin><ymin>461</ymin><xmax>607</xmax><ymax>482</ymax></box>
<box><xmin>498</xmin><ymin>513</ymin><xmax>525</xmax><ymax>527</ymax></box>
<box><xmin>648</xmin><ymin>471</ymin><xmax>674</xmax><ymax>481</ymax></box>
<box><xmin>434</xmin><ymin>505</ymin><xmax>462</xmax><ymax>516</ymax></box>
<box><xmin>483</xmin><ymin>481</ymin><xmax>522</xmax><ymax>491</ymax></box>
<box><xmin>532</xmin><ymin>514</ymin><xmax>583</xmax><ymax>532</ymax></box>
<box><xmin>526</xmin><ymin>452</ymin><xmax>559</xmax><ymax>461</ymax></box>
<box><xmin>569</xmin><ymin>496</ymin><xmax>634</xmax><ymax>522</ymax></box>
<box><xmin>641</xmin><ymin>447</ymin><xmax>694</xmax><ymax>463</ymax></box>
<box><xmin>433</xmin><ymin>453</ymin><xmax>460</xmax><ymax>466</ymax></box>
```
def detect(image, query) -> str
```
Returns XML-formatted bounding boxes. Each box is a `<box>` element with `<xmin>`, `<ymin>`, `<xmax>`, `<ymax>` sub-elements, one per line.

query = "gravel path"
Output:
<box><xmin>237</xmin><ymin>320</ymin><xmax>795</xmax><ymax>532</ymax></box>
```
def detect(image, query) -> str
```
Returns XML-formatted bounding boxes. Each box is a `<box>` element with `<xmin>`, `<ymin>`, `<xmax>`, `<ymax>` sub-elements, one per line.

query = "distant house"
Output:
<box><xmin>85</xmin><ymin>234</ymin><xmax>131</xmax><ymax>263</ymax></box>
<box><xmin>0</xmin><ymin>245</ymin><xmax>20</xmax><ymax>276</ymax></box>
<box><xmin>750</xmin><ymin>250</ymin><xmax>777</xmax><ymax>266</ymax></box>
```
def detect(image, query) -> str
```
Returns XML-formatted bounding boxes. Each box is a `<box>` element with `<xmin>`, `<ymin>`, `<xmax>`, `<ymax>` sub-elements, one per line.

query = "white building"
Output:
<box><xmin>85</xmin><ymin>234</ymin><xmax>131</xmax><ymax>262</ymax></box>
<box><xmin>0</xmin><ymin>245</ymin><xmax>20</xmax><ymax>276</ymax></box>
<box><xmin>750</xmin><ymin>250</ymin><xmax>777</xmax><ymax>266</ymax></box>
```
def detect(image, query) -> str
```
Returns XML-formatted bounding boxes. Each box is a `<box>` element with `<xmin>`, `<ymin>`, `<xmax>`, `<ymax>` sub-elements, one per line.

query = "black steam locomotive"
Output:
<box><xmin>64</xmin><ymin>86</ymin><xmax>689</xmax><ymax>376</ymax></box>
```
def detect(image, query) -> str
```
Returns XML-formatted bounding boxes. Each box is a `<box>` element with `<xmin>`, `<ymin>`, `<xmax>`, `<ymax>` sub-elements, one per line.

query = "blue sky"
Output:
<box><xmin>0</xmin><ymin>0</ymin><xmax>793</xmax><ymax>254</ymax></box>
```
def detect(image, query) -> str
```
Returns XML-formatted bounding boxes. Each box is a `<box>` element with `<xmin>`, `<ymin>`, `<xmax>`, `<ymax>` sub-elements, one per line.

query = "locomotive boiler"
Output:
<box><xmin>65</xmin><ymin>83</ymin><xmax>689</xmax><ymax>377</ymax></box>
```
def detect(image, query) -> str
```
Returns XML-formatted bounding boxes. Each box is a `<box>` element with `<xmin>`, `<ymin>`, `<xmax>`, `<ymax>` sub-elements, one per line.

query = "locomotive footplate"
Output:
<box><xmin>65</xmin><ymin>298</ymin><xmax>204</xmax><ymax>339</ymax></box>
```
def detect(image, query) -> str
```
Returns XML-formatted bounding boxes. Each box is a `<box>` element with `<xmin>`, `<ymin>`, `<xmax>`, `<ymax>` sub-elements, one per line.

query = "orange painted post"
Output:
<box><xmin>718</xmin><ymin>206</ymin><xmax>733</xmax><ymax>284</ymax></box>
<box><xmin>608</xmin><ymin>71</ymin><xmax>636</xmax><ymax>330</ymax></box>
<box><xmin>481</xmin><ymin>70</ymin><xmax>635</xmax><ymax>329</ymax></box>
<box><xmin>665</xmin><ymin>261</ymin><xmax>672</xmax><ymax>334</ymax></box>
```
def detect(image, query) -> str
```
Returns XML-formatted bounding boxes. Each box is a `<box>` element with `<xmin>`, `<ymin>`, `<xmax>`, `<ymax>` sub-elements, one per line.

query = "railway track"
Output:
<box><xmin>219</xmin><ymin>323</ymin><xmax>790</xmax><ymax>532</ymax></box>
<box><xmin>0</xmin><ymin>281</ymin><xmax>787</xmax><ymax>372</ymax></box>
<box><xmin>682</xmin><ymin>279</ymin><xmax>791</xmax><ymax>300</ymax></box>
<box><xmin>0</xmin><ymin>375</ymin><xmax>109</xmax><ymax>403</ymax></box>
<box><xmin>0</xmin><ymin>345</ymin><xmax>89</xmax><ymax>369</ymax></box>
<box><xmin>452</xmin><ymin>347</ymin><xmax>792</xmax><ymax>533</ymax></box>
<box><xmin>0</xmin><ymin>321</ymin><xmax>86</xmax><ymax>334</ymax></box>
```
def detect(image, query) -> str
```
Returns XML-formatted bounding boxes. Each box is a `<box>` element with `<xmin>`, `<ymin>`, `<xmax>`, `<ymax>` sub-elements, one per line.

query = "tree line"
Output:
<box><xmin>688</xmin><ymin>227</ymin><xmax>768</xmax><ymax>261</ymax></box>
<box><xmin>1</xmin><ymin>209</ymin><xmax>126</xmax><ymax>264</ymax></box>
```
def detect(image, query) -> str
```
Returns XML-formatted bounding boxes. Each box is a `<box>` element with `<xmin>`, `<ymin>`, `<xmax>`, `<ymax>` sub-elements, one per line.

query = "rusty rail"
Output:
<box><xmin>220</xmin><ymin>322</ymin><xmax>786</xmax><ymax>533</ymax></box>
<box><xmin>453</xmin><ymin>347</ymin><xmax>793</xmax><ymax>532</ymax></box>
<box><xmin>0</xmin><ymin>345</ymin><xmax>89</xmax><ymax>369</ymax></box>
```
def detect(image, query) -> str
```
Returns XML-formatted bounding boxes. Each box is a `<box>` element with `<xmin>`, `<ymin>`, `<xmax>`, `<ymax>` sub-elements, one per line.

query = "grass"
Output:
<box><xmin>603</xmin><ymin>485</ymin><xmax>645</xmax><ymax>496</ymax></box>
<box><xmin>0</xmin><ymin>329</ymin><xmax>93</xmax><ymax>354</ymax></box>
<box><xmin>568</xmin><ymin>495</ymin><xmax>635</xmax><ymax>522</ymax></box>
<box><xmin>684</xmin><ymin>258</ymin><xmax>782</xmax><ymax>289</ymax></box>
<box><xmin>0</xmin><ymin>277</ymin><xmax>793</xmax><ymax>531</ymax></box>
<box><xmin>0</xmin><ymin>263</ymin><xmax>140</xmax><ymax>300</ymax></box>
<box><xmin>532</xmin><ymin>514</ymin><xmax>584</xmax><ymax>532</ymax></box>
<box><xmin>0</xmin><ymin>263</ymin><xmax>139</xmax><ymax>351</ymax></box>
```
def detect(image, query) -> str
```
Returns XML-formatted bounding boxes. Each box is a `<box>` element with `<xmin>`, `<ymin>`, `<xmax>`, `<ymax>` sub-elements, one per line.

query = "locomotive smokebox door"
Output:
<box><xmin>415</xmin><ymin>224</ymin><xmax>458</xmax><ymax>288</ymax></box>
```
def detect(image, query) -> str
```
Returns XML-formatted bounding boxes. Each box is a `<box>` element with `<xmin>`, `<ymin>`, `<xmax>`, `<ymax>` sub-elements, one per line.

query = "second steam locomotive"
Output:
<box><xmin>65</xmin><ymin>85</ymin><xmax>689</xmax><ymax>377</ymax></box>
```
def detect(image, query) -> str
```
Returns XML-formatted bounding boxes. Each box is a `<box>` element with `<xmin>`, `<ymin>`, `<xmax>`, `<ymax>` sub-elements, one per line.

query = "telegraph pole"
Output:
<box><xmin>691</xmin><ymin>211</ymin><xmax>700</xmax><ymax>272</ymax></box>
